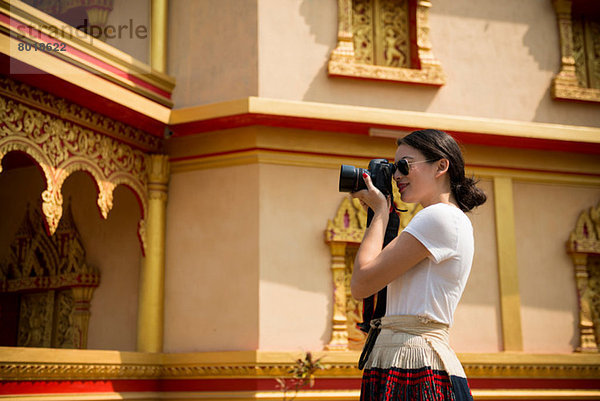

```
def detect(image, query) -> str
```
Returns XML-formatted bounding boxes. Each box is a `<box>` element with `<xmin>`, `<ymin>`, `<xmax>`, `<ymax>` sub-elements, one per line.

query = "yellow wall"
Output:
<box><xmin>250</xmin><ymin>0</ymin><xmax>600</xmax><ymax>126</ymax></box>
<box><xmin>257</xmin><ymin>164</ymin><xmax>341</xmax><ymax>350</ymax></box>
<box><xmin>164</xmin><ymin>165</ymin><xmax>260</xmax><ymax>352</ymax></box>
<box><xmin>514</xmin><ymin>182</ymin><xmax>600</xmax><ymax>353</ymax></box>
<box><xmin>0</xmin><ymin>165</ymin><xmax>142</xmax><ymax>351</ymax></box>
<box><xmin>162</xmin><ymin>124</ymin><xmax>600</xmax><ymax>353</ymax></box>
<box><xmin>168</xmin><ymin>0</ymin><xmax>258</xmax><ymax>107</ymax></box>
<box><xmin>451</xmin><ymin>179</ymin><xmax>502</xmax><ymax>353</ymax></box>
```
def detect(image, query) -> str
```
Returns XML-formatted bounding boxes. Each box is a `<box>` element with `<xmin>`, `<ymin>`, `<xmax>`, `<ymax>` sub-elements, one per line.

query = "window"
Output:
<box><xmin>328</xmin><ymin>0</ymin><xmax>445</xmax><ymax>86</ymax></box>
<box><xmin>552</xmin><ymin>0</ymin><xmax>600</xmax><ymax>102</ymax></box>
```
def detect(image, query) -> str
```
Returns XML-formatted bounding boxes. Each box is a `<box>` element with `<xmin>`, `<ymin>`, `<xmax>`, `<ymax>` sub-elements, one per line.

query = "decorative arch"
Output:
<box><xmin>0</xmin><ymin>83</ymin><xmax>150</xmax><ymax>253</ymax></box>
<box><xmin>324</xmin><ymin>186</ymin><xmax>421</xmax><ymax>350</ymax></box>
<box><xmin>567</xmin><ymin>200</ymin><xmax>600</xmax><ymax>352</ymax></box>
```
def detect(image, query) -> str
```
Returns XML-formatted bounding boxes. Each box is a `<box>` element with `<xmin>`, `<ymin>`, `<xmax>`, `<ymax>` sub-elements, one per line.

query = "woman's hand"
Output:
<box><xmin>351</xmin><ymin>173</ymin><xmax>390</xmax><ymax>214</ymax></box>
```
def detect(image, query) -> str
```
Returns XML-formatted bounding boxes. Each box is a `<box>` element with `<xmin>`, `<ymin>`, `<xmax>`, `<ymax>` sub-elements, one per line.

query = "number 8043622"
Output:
<box><xmin>18</xmin><ymin>42</ymin><xmax>67</xmax><ymax>52</ymax></box>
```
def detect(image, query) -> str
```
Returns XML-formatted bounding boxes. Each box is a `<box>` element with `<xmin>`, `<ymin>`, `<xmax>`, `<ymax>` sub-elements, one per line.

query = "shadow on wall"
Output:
<box><xmin>298</xmin><ymin>0</ymin><xmax>439</xmax><ymax>111</ymax></box>
<box><xmin>434</xmin><ymin>0</ymin><xmax>600</xmax><ymax>126</ymax></box>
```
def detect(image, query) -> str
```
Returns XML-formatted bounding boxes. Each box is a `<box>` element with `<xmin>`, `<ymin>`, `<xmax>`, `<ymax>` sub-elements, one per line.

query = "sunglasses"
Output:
<box><xmin>393</xmin><ymin>159</ymin><xmax>437</xmax><ymax>175</ymax></box>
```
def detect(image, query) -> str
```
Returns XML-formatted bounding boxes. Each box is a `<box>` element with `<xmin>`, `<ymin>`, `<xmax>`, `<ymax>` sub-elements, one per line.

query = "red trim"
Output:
<box><xmin>3</xmin><ymin>14</ymin><xmax>171</xmax><ymax>99</ymax></box>
<box><xmin>0</xmin><ymin>378</ymin><xmax>362</xmax><ymax>395</ymax></box>
<box><xmin>1</xmin><ymin>377</ymin><xmax>598</xmax><ymax>395</ymax></box>
<box><xmin>469</xmin><ymin>378</ymin><xmax>600</xmax><ymax>390</ymax></box>
<box><xmin>170</xmin><ymin>114</ymin><xmax>600</xmax><ymax>155</ymax></box>
<box><xmin>169</xmin><ymin>147</ymin><xmax>376</xmax><ymax>163</ymax></box>
<box><xmin>1</xmin><ymin>57</ymin><xmax>165</xmax><ymax>138</ymax></box>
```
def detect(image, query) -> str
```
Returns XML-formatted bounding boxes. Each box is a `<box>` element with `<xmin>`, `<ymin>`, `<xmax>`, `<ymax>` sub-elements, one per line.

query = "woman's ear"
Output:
<box><xmin>435</xmin><ymin>158</ymin><xmax>450</xmax><ymax>178</ymax></box>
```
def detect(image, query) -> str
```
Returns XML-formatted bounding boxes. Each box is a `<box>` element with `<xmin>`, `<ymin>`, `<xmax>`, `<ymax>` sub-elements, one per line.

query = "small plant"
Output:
<box><xmin>275</xmin><ymin>352</ymin><xmax>324</xmax><ymax>401</ymax></box>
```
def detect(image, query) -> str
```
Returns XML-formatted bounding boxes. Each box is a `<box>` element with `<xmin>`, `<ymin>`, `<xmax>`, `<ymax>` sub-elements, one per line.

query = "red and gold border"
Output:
<box><xmin>0</xmin><ymin>349</ymin><xmax>599</xmax><ymax>400</ymax></box>
<box><xmin>169</xmin><ymin>98</ymin><xmax>600</xmax><ymax>155</ymax></box>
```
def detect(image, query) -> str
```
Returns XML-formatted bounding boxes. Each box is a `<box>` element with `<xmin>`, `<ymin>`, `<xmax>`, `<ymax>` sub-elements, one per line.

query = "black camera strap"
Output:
<box><xmin>357</xmin><ymin>207</ymin><xmax>399</xmax><ymax>369</ymax></box>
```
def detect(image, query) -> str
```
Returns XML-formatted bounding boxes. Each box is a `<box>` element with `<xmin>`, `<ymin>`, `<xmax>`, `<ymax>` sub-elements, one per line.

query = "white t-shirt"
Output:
<box><xmin>385</xmin><ymin>203</ymin><xmax>474</xmax><ymax>326</ymax></box>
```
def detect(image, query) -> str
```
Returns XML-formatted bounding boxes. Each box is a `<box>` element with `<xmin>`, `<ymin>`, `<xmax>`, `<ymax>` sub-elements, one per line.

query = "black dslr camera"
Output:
<box><xmin>338</xmin><ymin>159</ymin><xmax>395</xmax><ymax>196</ymax></box>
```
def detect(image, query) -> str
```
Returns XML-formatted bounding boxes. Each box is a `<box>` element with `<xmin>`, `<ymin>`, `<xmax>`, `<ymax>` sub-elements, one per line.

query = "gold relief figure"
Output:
<box><xmin>383</xmin><ymin>28</ymin><xmax>406</xmax><ymax>67</ymax></box>
<box><xmin>353</xmin><ymin>0</ymin><xmax>374</xmax><ymax>64</ymax></box>
<box><xmin>551</xmin><ymin>1</ymin><xmax>600</xmax><ymax>102</ymax></box>
<box><xmin>572</xmin><ymin>17</ymin><xmax>588</xmax><ymax>87</ymax></box>
<box><xmin>588</xmin><ymin>20</ymin><xmax>600</xmax><ymax>89</ymax></box>
<box><xmin>378</xmin><ymin>0</ymin><xmax>409</xmax><ymax>67</ymax></box>
<box><xmin>330</xmin><ymin>0</ymin><xmax>445</xmax><ymax>84</ymax></box>
<box><xmin>18</xmin><ymin>292</ymin><xmax>54</xmax><ymax>348</ymax></box>
<box><xmin>53</xmin><ymin>290</ymin><xmax>75</xmax><ymax>348</ymax></box>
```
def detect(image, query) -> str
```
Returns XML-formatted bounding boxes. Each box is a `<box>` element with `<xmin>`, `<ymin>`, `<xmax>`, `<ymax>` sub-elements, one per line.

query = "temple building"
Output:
<box><xmin>1</xmin><ymin>0</ymin><xmax>599</xmax><ymax>399</ymax></box>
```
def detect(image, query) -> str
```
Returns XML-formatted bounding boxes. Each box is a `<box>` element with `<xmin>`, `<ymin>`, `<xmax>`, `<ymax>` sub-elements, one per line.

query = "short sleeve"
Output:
<box><xmin>402</xmin><ymin>205</ymin><xmax>458</xmax><ymax>263</ymax></box>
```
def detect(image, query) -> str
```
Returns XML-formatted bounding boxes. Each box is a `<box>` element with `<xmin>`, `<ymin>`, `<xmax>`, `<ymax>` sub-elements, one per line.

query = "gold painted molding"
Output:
<box><xmin>492</xmin><ymin>177</ymin><xmax>523</xmax><ymax>352</ymax></box>
<box><xmin>1</xmin><ymin>33</ymin><xmax>172</xmax><ymax>123</ymax></box>
<box><xmin>328</xmin><ymin>0</ymin><xmax>446</xmax><ymax>85</ymax></box>
<box><xmin>137</xmin><ymin>155</ymin><xmax>170</xmax><ymax>353</ymax></box>
<box><xmin>168</xmin><ymin>147</ymin><xmax>600</xmax><ymax>190</ymax></box>
<box><xmin>1</xmin><ymin>348</ymin><xmax>600</xmax><ymax>380</ymax></box>
<box><xmin>150</xmin><ymin>0</ymin><xmax>168</xmax><ymax>73</ymax></box>
<box><xmin>169</xmin><ymin>97</ymin><xmax>600</xmax><ymax>147</ymax></box>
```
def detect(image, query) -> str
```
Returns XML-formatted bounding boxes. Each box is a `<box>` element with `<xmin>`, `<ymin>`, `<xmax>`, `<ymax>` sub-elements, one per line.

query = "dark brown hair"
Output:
<box><xmin>397</xmin><ymin>129</ymin><xmax>486</xmax><ymax>212</ymax></box>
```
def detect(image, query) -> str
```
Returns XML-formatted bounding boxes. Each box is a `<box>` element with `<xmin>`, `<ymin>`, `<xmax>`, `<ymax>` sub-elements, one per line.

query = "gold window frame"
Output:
<box><xmin>324</xmin><ymin>193</ymin><xmax>421</xmax><ymax>351</ymax></box>
<box><xmin>328</xmin><ymin>0</ymin><xmax>446</xmax><ymax>86</ymax></box>
<box><xmin>551</xmin><ymin>0</ymin><xmax>600</xmax><ymax>103</ymax></box>
<box><xmin>567</xmin><ymin>200</ymin><xmax>600</xmax><ymax>353</ymax></box>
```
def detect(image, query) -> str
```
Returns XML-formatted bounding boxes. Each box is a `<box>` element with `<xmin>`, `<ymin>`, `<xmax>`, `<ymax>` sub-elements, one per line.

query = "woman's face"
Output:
<box><xmin>393</xmin><ymin>143</ymin><xmax>438</xmax><ymax>205</ymax></box>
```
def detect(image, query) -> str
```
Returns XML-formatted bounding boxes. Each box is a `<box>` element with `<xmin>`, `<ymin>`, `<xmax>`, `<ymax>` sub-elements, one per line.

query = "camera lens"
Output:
<box><xmin>339</xmin><ymin>165</ymin><xmax>368</xmax><ymax>192</ymax></box>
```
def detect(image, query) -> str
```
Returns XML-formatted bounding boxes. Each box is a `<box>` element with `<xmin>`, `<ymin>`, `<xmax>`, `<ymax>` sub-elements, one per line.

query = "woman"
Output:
<box><xmin>351</xmin><ymin>129</ymin><xmax>486</xmax><ymax>401</ymax></box>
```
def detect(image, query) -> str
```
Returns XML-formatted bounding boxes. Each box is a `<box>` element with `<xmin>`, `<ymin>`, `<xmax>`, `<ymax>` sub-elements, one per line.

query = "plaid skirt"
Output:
<box><xmin>360</xmin><ymin>315</ymin><xmax>473</xmax><ymax>401</ymax></box>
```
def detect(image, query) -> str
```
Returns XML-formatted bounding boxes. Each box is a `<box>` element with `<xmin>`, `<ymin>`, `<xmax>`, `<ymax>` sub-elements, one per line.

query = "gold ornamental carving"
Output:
<box><xmin>551</xmin><ymin>0</ymin><xmax>600</xmax><ymax>103</ymax></box>
<box><xmin>0</xmin><ymin>202</ymin><xmax>99</xmax><ymax>349</ymax></box>
<box><xmin>325</xmin><ymin>188</ymin><xmax>421</xmax><ymax>351</ymax></box>
<box><xmin>567</xmin><ymin>201</ymin><xmax>600</xmax><ymax>352</ymax></box>
<box><xmin>328</xmin><ymin>0</ymin><xmax>446</xmax><ymax>85</ymax></box>
<box><xmin>0</xmin><ymin>77</ymin><xmax>162</xmax><ymax>153</ymax></box>
<box><xmin>0</xmin><ymin>77</ymin><xmax>156</xmax><ymax>254</ymax></box>
<box><xmin>2</xmin><ymin>354</ymin><xmax>600</xmax><ymax>381</ymax></box>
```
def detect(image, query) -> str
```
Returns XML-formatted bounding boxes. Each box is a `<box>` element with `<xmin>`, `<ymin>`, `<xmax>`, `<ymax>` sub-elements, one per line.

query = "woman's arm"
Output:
<box><xmin>350</xmin><ymin>174</ymin><xmax>430</xmax><ymax>299</ymax></box>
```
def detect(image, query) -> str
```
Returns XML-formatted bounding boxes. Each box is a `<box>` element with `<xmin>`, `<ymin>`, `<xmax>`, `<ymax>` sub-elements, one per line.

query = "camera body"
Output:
<box><xmin>339</xmin><ymin>159</ymin><xmax>395</xmax><ymax>196</ymax></box>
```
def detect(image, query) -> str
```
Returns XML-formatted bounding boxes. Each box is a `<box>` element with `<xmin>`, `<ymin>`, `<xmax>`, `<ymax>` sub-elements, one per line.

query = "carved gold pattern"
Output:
<box><xmin>551</xmin><ymin>0</ymin><xmax>600</xmax><ymax>103</ymax></box>
<box><xmin>0</xmin><ymin>77</ymin><xmax>162</xmax><ymax>153</ymax></box>
<box><xmin>0</xmin><ymin>77</ymin><xmax>153</xmax><ymax>253</ymax></box>
<box><xmin>0</xmin><ymin>203</ymin><xmax>99</xmax><ymax>349</ymax></box>
<box><xmin>1</xmin><ymin>355</ymin><xmax>600</xmax><ymax>380</ymax></box>
<box><xmin>329</xmin><ymin>0</ymin><xmax>446</xmax><ymax>85</ymax></box>
<box><xmin>572</xmin><ymin>15</ymin><xmax>600</xmax><ymax>90</ymax></box>
<box><xmin>376</xmin><ymin>0</ymin><xmax>410</xmax><ymax>68</ymax></box>
<box><xmin>567</xmin><ymin>201</ymin><xmax>600</xmax><ymax>352</ymax></box>
<box><xmin>324</xmin><ymin>188</ymin><xmax>421</xmax><ymax>350</ymax></box>
<box><xmin>17</xmin><ymin>291</ymin><xmax>55</xmax><ymax>348</ymax></box>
